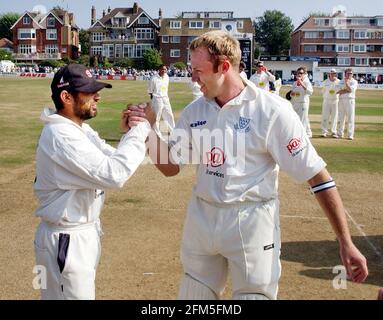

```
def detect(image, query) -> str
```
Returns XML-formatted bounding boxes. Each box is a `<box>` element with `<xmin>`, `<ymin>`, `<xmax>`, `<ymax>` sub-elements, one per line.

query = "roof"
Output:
<box><xmin>89</xmin><ymin>6</ymin><xmax>159</xmax><ymax>31</ymax></box>
<box><xmin>0</xmin><ymin>38</ymin><xmax>13</xmax><ymax>49</ymax></box>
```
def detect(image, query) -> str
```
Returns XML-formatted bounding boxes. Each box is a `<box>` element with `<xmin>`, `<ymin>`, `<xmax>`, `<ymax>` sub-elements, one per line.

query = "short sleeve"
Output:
<box><xmin>266</xmin><ymin>107</ymin><xmax>326</xmax><ymax>183</ymax></box>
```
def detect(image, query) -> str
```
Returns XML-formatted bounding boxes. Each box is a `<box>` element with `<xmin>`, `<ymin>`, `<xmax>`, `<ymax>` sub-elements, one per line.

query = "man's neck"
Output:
<box><xmin>215</xmin><ymin>77</ymin><xmax>245</xmax><ymax>108</ymax></box>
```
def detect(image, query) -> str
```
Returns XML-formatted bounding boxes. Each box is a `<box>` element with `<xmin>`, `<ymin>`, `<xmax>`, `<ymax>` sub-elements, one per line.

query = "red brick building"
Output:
<box><xmin>10</xmin><ymin>9</ymin><xmax>79</xmax><ymax>63</ymax></box>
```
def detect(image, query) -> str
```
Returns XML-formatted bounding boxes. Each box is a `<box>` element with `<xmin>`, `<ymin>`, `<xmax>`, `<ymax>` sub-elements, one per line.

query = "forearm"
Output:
<box><xmin>308</xmin><ymin>169</ymin><xmax>352</xmax><ymax>245</ymax></box>
<box><xmin>146</xmin><ymin>131</ymin><xmax>180</xmax><ymax>176</ymax></box>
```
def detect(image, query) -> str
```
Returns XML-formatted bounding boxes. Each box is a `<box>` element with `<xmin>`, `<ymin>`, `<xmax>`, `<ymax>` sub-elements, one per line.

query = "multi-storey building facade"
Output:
<box><xmin>11</xmin><ymin>9</ymin><xmax>79</xmax><ymax>62</ymax></box>
<box><xmin>88</xmin><ymin>3</ymin><xmax>160</xmax><ymax>67</ymax></box>
<box><xmin>291</xmin><ymin>11</ymin><xmax>383</xmax><ymax>83</ymax></box>
<box><xmin>159</xmin><ymin>11</ymin><xmax>253</xmax><ymax>77</ymax></box>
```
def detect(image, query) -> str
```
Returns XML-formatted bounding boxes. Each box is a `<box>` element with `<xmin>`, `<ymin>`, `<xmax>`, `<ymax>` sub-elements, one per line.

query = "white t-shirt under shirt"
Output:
<box><xmin>169</xmin><ymin>81</ymin><xmax>326</xmax><ymax>204</ymax></box>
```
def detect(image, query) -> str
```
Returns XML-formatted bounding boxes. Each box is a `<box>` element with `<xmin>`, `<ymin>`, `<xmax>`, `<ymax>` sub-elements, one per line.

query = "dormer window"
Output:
<box><xmin>138</xmin><ymin>16</ymin><xmax>149</xmax><ymax>25</ymax></box>
<box><xmin>47</xmin><ymin>17</ymin><xmax>55</xmax><ymax>27</ymax></box>
<box><xmin>23</xmin><ymin>16</ymin><xmax>31</xmax><ymax>24</ymax></box>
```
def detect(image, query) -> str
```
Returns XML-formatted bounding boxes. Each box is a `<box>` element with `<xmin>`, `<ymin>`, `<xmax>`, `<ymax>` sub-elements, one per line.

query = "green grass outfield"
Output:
<box><xmin>0</xmin><ymin>77</ymin><xmax>382</xmax><ymax>173</ymax></box>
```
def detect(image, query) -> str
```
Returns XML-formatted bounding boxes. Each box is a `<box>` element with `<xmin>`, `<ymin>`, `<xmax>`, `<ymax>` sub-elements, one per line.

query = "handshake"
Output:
<box><xmin>121</xmin><ymin>102</ymin><xmax>156</xmax><ymax>133</ymax></box>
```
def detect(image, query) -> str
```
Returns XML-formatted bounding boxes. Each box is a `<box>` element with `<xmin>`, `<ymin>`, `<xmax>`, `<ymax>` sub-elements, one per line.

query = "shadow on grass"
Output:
<box><xmin>281</xmin><ymin>235</ymin><xmax>383</xmax><ymax>286</ymax></box>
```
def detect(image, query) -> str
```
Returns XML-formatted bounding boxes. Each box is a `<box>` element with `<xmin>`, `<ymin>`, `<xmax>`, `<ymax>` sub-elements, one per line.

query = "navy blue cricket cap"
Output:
<box><xmin>51</xmin><ymin>64</ymin><xmax>112</xmax><ymax>96</ymax></box>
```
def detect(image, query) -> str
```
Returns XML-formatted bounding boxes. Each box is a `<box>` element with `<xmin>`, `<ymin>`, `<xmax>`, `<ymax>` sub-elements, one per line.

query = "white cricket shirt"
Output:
<box><xmin>169</xmin><ymin>81</ymin><xmax>326</xmax><ymax>204</ymax></box>
<box><xmin>290</xmin><ymin>77</ymin><xmax>313</xmax><ymax>103</ymax></box>
<box><xmin>34</xmin><ymin>107</ymin><xmax>151</xmax><ymax>225</ymax></box>
<box><xmin>148</xmin><ymin>73</ymin><xmax>169</xmax><ymax>98</ymax></box>
<box><xmin>321</xmin><ymin>78</ymin><xmax>341</xmax><ymax>101</ymax></box>
<box><xmin>249</xmin><ymin>71</ymin><xmax>275</xmax><ymax>91</ymax></box>
<box><xmin>338</xmin><ymin>78</ymin><xmax>358</xmax><ymax>100</ymax></box>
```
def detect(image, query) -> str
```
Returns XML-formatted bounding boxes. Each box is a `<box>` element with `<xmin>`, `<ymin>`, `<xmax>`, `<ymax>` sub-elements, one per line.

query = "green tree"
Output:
<box><xmin>77</xmin><ymin>54</ymin><xmax>90</xmax><ymax>66</ymax></box>
<box><xmin>173</xmin><ymin>61</ymin><xmax>186</xmax><ymax>70</ymax></box>
<box><xmin>0</xmin><ymin>48</ymin><xmax>13</xmax><ymax>61</ymax></box>
<box><xmin>0</xmin><ymin>12</ymin><xmax>21</xmax><ymax>41</ymax></box>
<box><xmin>254</xmin><ymin>10</ymin><xmax>294</xmax><ymax>56</ymax></box>
<box><xmin>142</xmin><ymin>48</ymin><xmax>162</xmax><ymax>70</ymax></box>
<box><xmin>114</xmin><ymin>57</ymin><xmax>133</xmax><ymax>68</ymax></box>
<box><xmin>79</xmin><ymin>29</ymin><xmax>90</xmax><ymax>55</ymax></box>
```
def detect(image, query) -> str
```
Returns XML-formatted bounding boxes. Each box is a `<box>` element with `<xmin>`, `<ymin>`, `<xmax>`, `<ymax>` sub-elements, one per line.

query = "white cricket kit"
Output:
<box><xmin>240</xmin><ymin>71</ymin><xmax>248</xmax><ymax>81</ymax></box>
<box><xmin>337</xmin><ymin>78</ymin><xmax>358</xmax><ymax>139</ymax></box>
<box><xmin>321</xmin><ymin>78</ymin><xmax>340</xmax><ymax>136</ymax></box>
<box><xmin>148</xmin><ymin>73</ymin><xmax>175</xmax><ymax>139</ymax></box>
<box><xmin>169</xmin><ymin>81</ymin><xmax>326</xmax><ymax>299</ymax></box>
<box><xmin>249</xmin><ymin>71</ymin><xmax>275</xmax><ymax>91</ymax></box>
<box><xmin>34</xmin><ymin>107</ymin><xmax>151</xmax><ymax>299</ymax></box>
<box><xmin>273</xmin><ymin>79</ymin><xmax>282</xmax><ymax>96</ymax></box>
<box><xmin>290</xmin><ymin>77</ymin><xmax>314</xmax><ymax>137</ymax></box>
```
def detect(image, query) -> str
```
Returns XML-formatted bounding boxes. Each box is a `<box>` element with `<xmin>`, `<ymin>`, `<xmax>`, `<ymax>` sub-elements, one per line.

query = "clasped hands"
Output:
<box><xmin>121</xmin><ymin>102</ymin><xmax>156</xmax><ymax>132</ymax></box>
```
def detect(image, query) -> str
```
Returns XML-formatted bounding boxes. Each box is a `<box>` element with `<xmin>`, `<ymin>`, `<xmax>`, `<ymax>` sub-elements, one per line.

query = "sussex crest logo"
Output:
<box><xmin>234</xmin><ymin>116</ymin><xmax>251</xmax><ymax>133</ymax></box>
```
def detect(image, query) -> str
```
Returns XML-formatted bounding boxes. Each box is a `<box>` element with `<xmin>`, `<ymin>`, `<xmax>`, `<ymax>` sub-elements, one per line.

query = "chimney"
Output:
<box><xmin>133</xmin><ymin>2</ymin><xmax>139</xmax><ymax>14</ymax></box>
<box><xmin>159</xmin><ymin>8</ymin><xmax>162</xmax><ymax>20</ymax></box>
<box><xmin>91</xmin><ymin>5</ymin><xmax>96</xmax><ymax>25</ymax></box>
<box><xmin>108</xmin><ymin>6</ymin><xmax>111</xmax><ymax>14</ymax></box>
<box><xmin>102</xmin><ymin>10</ymin><xmax>106</xmax><ymax>17</ymax></box>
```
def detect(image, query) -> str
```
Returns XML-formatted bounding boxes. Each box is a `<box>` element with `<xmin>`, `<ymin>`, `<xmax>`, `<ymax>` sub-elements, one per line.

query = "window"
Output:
<box><xmin>138</xmin><ymin>16</ymin><xmax>149</xmax><ymax>25</ymax></box>
<box><xmin>303</xmin><ymin>45</ymin><xmax>317</xmax><ymax>52</ymax></box>
<box><xmin>336</xmin><ymin>44</ymin><xmax>349</xmax><ymax>52</ymax></box>
<box><xmin>336</xmin><ymin>30</ymin><xmax>350</xmax><ymax>39</ymax></box>
<box><xmin>170</xmin><ymin>36</ymin><xmax>180</xmax><ymax>43</ymax></box>
<box><xmin>46</xmin><ymin>29</ymin><xmax>57</xmax><ymax>40</ymax></box>
<box><xmin>91</xmin><ymin>46</ymin><xmax>102</xmax><ymax>56</ymax></box>
<box><xmin>237</xmin><ymin>20</ymin><xmax>244</xmax><ymax>29</ymax></box>
<box><xmin>170</xmin><ymin>21</ymin><xmax>181</xmax><ymax>29</ymax></box>
<box><xmin>209</xmin><ymin>21</ymin><xmax>220</xmax><ymax>29</ymax></box>
<box><xmin>323</xmin><ymin>45</ymin><xmax>334</xmax><ymax>52</ymax></box>
<box><xmin>22</xmin><ymin>16</ymin><xmax>30</xmax><ymax>24</ymax></box>
<box><xmin>45</xmin><ymin>44</ymin><xmax>58</xmax><ymax>54</ymax></box>
<box><xmin>353</xmin><ymin>44</ymin><xmax>366</xmax><ymax>52</ymax></box>
<box><xmin>135</xmin><ymin>44</ymin><xmax>152</xmax><ymax>57</ymax></box>
<box><xmin>314</xmin><ymin>18</ymin><xmax>329</xmax><ymax>26</ymax></box>
<box><xmin>18</xmin><ymin>28</ymin><xmax>36</xmax><ymax>39</ymax></box>
<box><xmin>135</xmin><ymin>28</ymin><xmax>154</xmax><ymax>40</ymax></box>
<box><xmin>354</xmin><ymin>30</ymin><xmax>368</xmax><ymax>39</ymax></box>
<box><xmin>323</xmin><ymin>31</ymin><xmax>334</xmax><ymax>39</ymax></box>
<box><xmin>304</xmin><ymin>31</ymin><xmax>319</xmax><ymax>39</ymax></box>
<box><xmin>47</xmin><ymin>17</ymin><xmax>56</xmax><ymax>27</ymax></box>
<box><xmin>189</xmin><ymin>21</ymin><xmax>203</xmax><ymax>29</ymax></box>
<box><xmin>162</xmin><ymin>36</ymin><xmax>169</xmax><ymax>43</ymax></box>
<box><xmin>92</xmin><ymin>32</ymin><xmax>104</xmax><ymax>42</ymax></box>
<box><xmin>355</xmin><ymin>58</ymin><xmax>368</xmax><ymax>66</ymax></box>
<box><xmin>18</xmin><ymin>44</ymin><xmax>33</xmax><ymax>54</ymax></box>
<box><xmin>103</xmin><ymin>44</ymin><xmax>114</xmax><ymax>58</ymax></box>
<box><xmin>337</xmin><ymin>57</ymin><xmax>351</xmax><ymax>66</ymax></box>
<box><xmin>170</xmin><ymin>49</ymin><xmax>181</xmax><ymax>58</ymax></box>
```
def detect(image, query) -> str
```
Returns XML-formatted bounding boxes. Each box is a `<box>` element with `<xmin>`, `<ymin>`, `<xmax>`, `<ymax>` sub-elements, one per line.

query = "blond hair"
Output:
<box><xmin>189</xmin><ymin>30</ymin><xmax>241</xmax><ymax>72</ymax></box>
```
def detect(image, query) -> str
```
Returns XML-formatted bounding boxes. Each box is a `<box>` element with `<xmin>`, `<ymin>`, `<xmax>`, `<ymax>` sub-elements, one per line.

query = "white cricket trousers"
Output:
<box><xmin>337</xmin><ymin>98</ymin><xmax>355</xmax><ymax>139</ymax></box>
<box><xmin>180</xmin><ymin>195</ymin><xmax>281</xmax><ymax>300</ymax></box>
<box><xmin>152</xmin><ymin>96</ymin><xmax>175</xmax><ymax>140</ymax></box>
<box><xmin>292</xmin><ymin>101</ymin><xmax>312</xmax><ymax>137</ymax></box>
<box><xmin>321</xmin><ymin>99</ymin><xmax>338</xmax><ymax>135</ymax></box>
<box><xmin>34</xmin><ymin>221</ymin><xmax>102</xmax><ymax>300</ymax></box>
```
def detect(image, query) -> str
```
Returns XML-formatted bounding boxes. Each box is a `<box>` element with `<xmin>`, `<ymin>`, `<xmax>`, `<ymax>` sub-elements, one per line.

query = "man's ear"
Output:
<box><xmin>220</xmin><ymin>60</ymin><xmax>231</xmax><ymax>74</ymax></box>
<box><xmin>60</xmin><ymin>90</ymin><xmax>72</xmax><ymax>105</ymax></box>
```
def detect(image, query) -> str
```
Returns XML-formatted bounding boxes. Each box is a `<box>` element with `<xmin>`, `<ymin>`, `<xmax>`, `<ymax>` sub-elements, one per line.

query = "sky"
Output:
<box><xmin>1</xmin><ymin>0</ymin><xmax>382</xmax><ymax>29</ymax></box>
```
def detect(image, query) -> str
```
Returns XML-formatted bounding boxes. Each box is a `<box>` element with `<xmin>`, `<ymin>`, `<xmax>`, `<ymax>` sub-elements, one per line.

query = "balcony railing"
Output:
<box><xmin>13</xmin><ymin>53</ymin><xmax>62</xmax><ymax>60</ymax></box>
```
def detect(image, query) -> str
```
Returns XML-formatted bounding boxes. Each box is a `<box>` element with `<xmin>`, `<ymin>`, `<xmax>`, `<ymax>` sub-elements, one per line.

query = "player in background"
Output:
<box><xmin>336</xmin><ymin>68</ymin><xmax>358</xmax><ymax>140</ymax></box>
<box><xmin>148</xmin><ymin>64</ymin><xmax>175</xmax><ymax>140</ymax></box>
<box><xmin>290</xmin><ymin>66</ymin><xmax>314</xmax><ymax>138</ymax></box>
<box><xmin>249</xmin><ymin>60</ymin><xmax>275</xmax><ymax>91</ymax></box>
<box><xmin>320</xmin><ymin>69</ymin><xmax>341</xmax><ymax>138</ymax></box>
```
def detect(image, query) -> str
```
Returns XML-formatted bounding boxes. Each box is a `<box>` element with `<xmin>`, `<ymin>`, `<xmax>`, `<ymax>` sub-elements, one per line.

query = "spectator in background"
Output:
<box><xmin>239</xmin><ymin>61</ymin><xmax>248</xmax><ymax>80</ymax></box>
